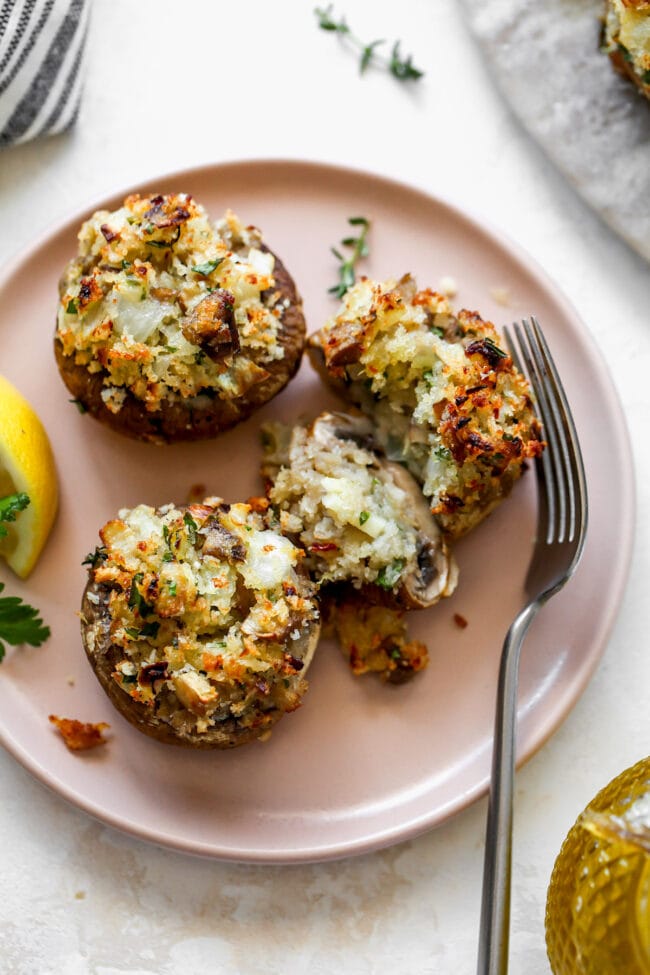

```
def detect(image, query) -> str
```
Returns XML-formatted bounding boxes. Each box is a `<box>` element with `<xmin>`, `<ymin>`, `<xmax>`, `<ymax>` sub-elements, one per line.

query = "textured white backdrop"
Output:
<box><xmin>460</xmin><ymin>0</ymin><xmax>650</xmax><ymax>262</ymax></box>
<box><xmin>0</xmin><ymin>2</ymin><xmax>648</xmax><ymax>973</ymax></box>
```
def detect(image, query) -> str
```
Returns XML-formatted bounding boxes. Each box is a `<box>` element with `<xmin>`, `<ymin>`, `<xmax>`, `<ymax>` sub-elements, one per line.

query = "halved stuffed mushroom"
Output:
<box><xmin>308</xmin><ymin>276</ymin><xmax>543</xmax><ymax>538</ymax></box>
<box><xmin>81</xmin><ymin>498</ymin><xmax>320</xmax><ymax>747</ymax></box>
<box><xmin>56</xmin><ymin>194</ymin><xmax>306</xmax><ymax>443</ymax></box>
<box><xmin>261</xmin><ymin>411</ymin><xmax>458</xmax><ymax>609</ymax></box>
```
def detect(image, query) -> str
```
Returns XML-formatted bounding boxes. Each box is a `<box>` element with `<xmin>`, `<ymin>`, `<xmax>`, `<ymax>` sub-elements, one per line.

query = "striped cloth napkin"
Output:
<box><xmin>0</xmin><ymin>0</ymin><xmax>89</xmax><ymax>147</ymax></box>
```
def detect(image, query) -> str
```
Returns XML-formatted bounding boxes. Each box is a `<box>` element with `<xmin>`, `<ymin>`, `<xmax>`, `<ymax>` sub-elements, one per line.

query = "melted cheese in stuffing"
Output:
<box><xmin>88</xmin><ymin>499</ymin><xmax>318</xmax><ymax>735</ymax></box>
<box><xmin>57</xmin><ymin>194</ymin><xmax>285</xmax><ymax>411</ymax></box>
<box><xmin>311</xmin><ymin>276</ymin><xmax>542</xmax><ymax>537</ymax></box>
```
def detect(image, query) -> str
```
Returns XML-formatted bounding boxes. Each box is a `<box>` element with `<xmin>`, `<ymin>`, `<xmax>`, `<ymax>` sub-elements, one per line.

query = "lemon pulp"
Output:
<box><xmin>546</xmin><ymin>757</ymin><xmax>650</xmax><ymax>975</ymax></box>
<box><xmin>0</xmin><ymin>374</ymin><xmax>58</xmax><ymax>578</ymax></box>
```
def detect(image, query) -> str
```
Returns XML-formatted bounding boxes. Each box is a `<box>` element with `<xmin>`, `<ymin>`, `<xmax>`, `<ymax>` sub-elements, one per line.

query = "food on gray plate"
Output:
<box><xmin>602</xmin><ymin>0</ymin><xmax>650</xmax><ymax>100</ymax></box>
<box><xmin>81</xmin><ymin>498</ymin><xmax>320</xmax><ymax>748</ymax></box>
<box><xmin>261</xmin><ymin>411</ymin><xmax>458</xmax><ymax>610</ymax></box>
<box><xmin>55</xmin><ymin>193</ymin><xmax>306</xmax><ymax>443</ymax></box>
<box><xmin>308</xmin><ymin>276</ymin><xmax>543</xmax><ymax>538</ymax></box>
<box><xmin>322</xmin><ymin>593</ymin><xmax>429</xmax><ymax>684</ymax></box>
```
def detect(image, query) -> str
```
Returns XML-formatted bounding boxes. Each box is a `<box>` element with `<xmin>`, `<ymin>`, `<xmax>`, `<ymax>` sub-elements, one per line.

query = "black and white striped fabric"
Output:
<box><xmin>0</xmin><ymin>0</ymin><xmax>89</xmax><ymax>147</ymax></box>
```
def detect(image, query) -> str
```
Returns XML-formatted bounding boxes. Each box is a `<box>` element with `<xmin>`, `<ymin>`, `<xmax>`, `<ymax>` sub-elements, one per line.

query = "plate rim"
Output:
<box><xmin>0</xmin><ymin>156</ymin><xmax>636</xmax><ymax>863</ymax></box>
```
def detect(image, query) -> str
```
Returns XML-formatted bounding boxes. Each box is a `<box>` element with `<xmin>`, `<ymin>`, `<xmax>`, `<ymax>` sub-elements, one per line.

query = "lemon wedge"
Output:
<box><xmin>0</xmin><ymin>374</ymin><xmax>58</xmax><ymax>578</ymax></box>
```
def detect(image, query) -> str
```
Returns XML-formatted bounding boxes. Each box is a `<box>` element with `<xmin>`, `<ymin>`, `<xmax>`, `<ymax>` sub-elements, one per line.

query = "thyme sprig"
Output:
<box><xmin>315</xmin><ymin>6</ymin><xmax>423</xmax><ymax>81</ymax></box>
<box><xmin>329</xmin><ymin>216</ymin><xmax>370</xmax><ymax>299</ymax></box>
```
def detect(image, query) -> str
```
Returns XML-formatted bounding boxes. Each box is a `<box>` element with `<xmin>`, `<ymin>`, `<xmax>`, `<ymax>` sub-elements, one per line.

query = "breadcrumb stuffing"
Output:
<box><xmin>49</xmin><ymin>715</ymin><xmax>109</xmax><ymax>751</ymax></box>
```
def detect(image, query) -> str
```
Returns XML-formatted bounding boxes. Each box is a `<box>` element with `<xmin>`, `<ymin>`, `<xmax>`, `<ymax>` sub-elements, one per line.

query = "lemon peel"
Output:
<box><xmin>0</xmin><ymin>374</ymin><xmax>58</xmax><ymax>578</ymax></box>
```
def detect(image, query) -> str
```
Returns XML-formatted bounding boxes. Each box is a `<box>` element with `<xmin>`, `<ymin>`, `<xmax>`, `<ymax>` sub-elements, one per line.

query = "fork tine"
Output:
<box><xmin>511</xmin><ymin>322</ymin><xmax>566</xmax><ymax>543</ymax></box>
<box><xmin>530</xmin><ymin>316</ymin><xmax>587</xmax><ymax>547</ymax></box>
<box><xmin>523</xmin><ymin>319</ymin><xmax>578</xmax><ymax>543</ymax></box>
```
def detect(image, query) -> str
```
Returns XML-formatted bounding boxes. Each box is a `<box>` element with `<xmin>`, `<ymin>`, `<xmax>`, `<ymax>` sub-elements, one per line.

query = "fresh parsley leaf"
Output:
<box><xmin>66</xmin><ymin>298</ymin><xmax>78</xmax><ymax>314</ymax></box>
<box><xmin>191</xmin><ymin>257</ymin><xmax>225</xmax><ymax>276</ymax></box>
<box><xmin>359</xmin><ymin>510</ymin><xmax>370</xmax><ymax>525</ymax></box>
<box><xmin>0</xmin><ymin>493</ymin><xmax>30</xmax><ymax>540</ymax></box>
<box><xmin>167</xmin><ymin>581</ymin><xmax>177</xmax><ymax>596</ymax></box>
<box><xmin>434</xmin><ymin>445</ymin><xmax>452</xmax><ymax>461</ymax></box>
<box><xmin>0</xmin><ymin>582</ymin><xmax>50</xmax><ymax>663</ymax></box>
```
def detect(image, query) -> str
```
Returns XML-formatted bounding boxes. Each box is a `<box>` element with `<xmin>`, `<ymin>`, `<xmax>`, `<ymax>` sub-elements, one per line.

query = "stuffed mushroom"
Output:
<box><xmin>81</xmin><ymin>498</ymin><xmax>320</xmax><ymax>747</ymax></box>
<box><xmin>602</xmin><ymin>0</ymin><xmax>650</xmax><ymax>100</ymax></box>
<box><xmin>56</xmin><ymin>194</ymin><xmax>306</xmax><ymax>443</ymax></box>
<box><xmin>261</xmin><ymin>411</ymin><xmax>458</xmax><ymax>609</ymax></box>
<box><xmin>308</xmin><ymin>276</ymin><xmax>543</xmax><ymax>538</ymax></box>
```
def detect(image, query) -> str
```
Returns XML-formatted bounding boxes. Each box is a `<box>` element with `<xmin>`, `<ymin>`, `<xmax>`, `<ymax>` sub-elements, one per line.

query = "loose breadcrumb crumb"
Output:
<box><xmin>438</xmin><ymin>275</ymin><xmax>458</xmax><ymax>298</ymax></box>
<box><xmin>453</xmin><ymin>612</ymin><xmax>468</xmax><ymax>629</ymax></box>
<box><xmin>74</xmin><ymin>891</ymin><xmax>86</xmax><ymax>900</ymax></box>
<box><xmin>325</xmin><ymin>595</ymin><xmax>429</xmax><ymax>684</ymax></box>
<box><xmin>489</xmin><ymin>286</ymin><xmax>512</xmax><ymax>307</ymax></box>
<box><xmin>66</xmin><ymin>675</ymin><xmax>76</xmax><ymax>686</ymax></box>
<box><xmin>49</xmin><ymin>715</ymin><xmax>110</xmax><ymax>751</ymax></box>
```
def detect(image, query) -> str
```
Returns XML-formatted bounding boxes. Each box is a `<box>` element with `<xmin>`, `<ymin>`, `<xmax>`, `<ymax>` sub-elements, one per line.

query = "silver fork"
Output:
<box><xmin>476</xmin><ymin>316</ymin><xmax>588</xmax><ymax>975</ymax></box>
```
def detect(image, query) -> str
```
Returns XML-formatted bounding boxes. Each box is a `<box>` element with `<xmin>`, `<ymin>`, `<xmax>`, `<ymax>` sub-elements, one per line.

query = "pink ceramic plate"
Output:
<box><xmin>0</xmin><ymin>160</ymin><xmax>634</xmax><ymax>863</ymax></box>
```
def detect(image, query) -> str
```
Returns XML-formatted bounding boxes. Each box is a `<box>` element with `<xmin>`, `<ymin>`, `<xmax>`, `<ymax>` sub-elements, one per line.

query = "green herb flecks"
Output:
<box><xmin>359</xmin><ymin>510</ymin><xmax>370</xmax><ymax>526</ymax></box>
<box><xmin>376</xmin><ymin>558</ymin><xmax>405</xmax><ymax>591</ymax></box>
<box><xmin>66</xmin><ymin>298</ymin><xmax>78</xmax><ymax>315</ymax></box>
<box><xmin>191</xmin><ymin>257</ymin><xmax>225</xmax><ymax>277</ymax></box>
<box><xmin>128</xmin><ymin>573</ymin><xmax>154</xmax><ymax>618</ymax></box>
<box><xmin>0</xmin><ymin>493</ymin><xmax>29</xmax><ymax>540</ymax></box>
<box><xmin>329</xmin><ymin>216</ymin><xmax>371</xmax><ymax>299</ymax></box>
<box><xmin>183</xmin><ymin>512</ymin><xmax>198</xmax><ymax>546</ymax></box>
<box><xmin>0</xmin><ymin>582</ymin><xmax>50</xmax><ymax>663</ymax></box>
<box><xmin>69</xmin><ymin>398</ymin><xmax>87</xmax><ymax>414</ymax></box>
<box><xmin>82</xmin><ymin>547</ymin><xmax>107</xmax><ymax>568</ymax></box>
<box><xmin>314</xmin><ymin>6</ymin><xmax>423</xmax><ymax>81</ymax></box>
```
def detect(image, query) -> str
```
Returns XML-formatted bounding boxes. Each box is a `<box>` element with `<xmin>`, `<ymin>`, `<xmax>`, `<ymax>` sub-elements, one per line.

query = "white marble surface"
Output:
<box><xmin>0</xmin><ymin>1</ymin><xmax>649</xmax><ymax>973</ymax></box>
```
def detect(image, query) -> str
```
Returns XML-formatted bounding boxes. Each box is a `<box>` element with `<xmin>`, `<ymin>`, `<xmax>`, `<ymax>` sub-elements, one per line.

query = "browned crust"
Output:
<box><xmin>55</xmin><ymin>245</ymin><xmax>306</xmax><ymax>444</ymax></box>
<box><xmin>608</xmin><ymin>46</ymin><xmax>650</xmax><ymax>98</ymax></box>
<box><xmin>80</xmin><ymin>504</ymin><xmax>320</xmax><ymax>749</ymax></box>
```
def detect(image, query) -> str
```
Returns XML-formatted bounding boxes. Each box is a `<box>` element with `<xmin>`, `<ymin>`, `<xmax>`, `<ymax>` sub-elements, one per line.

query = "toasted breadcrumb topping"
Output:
<box><xmin>86</xmin><ymin>499</ymin><xmax>319</xmax><ymax>737</ymax></box>
<box><xmin>311</xmin><ymin>275</ymin><xmax>543</xmax><ymax>537</ymax></box>
<box><xmin>324</xmin><ymin>596</ymin><xmax>429</xmax><ymax>683</ymax></box>
<box><xmin>603</xmin><ymin>0</ymin><xmax>650</xmax><ymax>97</ymax></box>
<box><xmin>49</xmin><ymin>715</ymin><xmax>109</xmax><ymax>751</ymax></box>
<box><xmin>56</xmin><ymin>194</ymin><xmax>286</xmax><ymax>412</ymax></box>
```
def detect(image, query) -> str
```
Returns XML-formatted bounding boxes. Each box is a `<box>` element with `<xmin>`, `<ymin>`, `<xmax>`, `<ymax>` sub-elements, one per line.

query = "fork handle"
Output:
<box><xmin>477</xmin><ymin>603</ymin><xmax>539</xmax><ymax>975</ymax></box>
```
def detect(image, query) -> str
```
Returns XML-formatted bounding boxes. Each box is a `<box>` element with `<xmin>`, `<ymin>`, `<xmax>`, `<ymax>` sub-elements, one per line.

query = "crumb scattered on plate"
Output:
<box><xmin>325</xmin><ymin>595</ymin><xmax>429</xmax><ymax>684</ymax></box>
<box><xmin>438</xmin><ymin>275</ymin><xmax>458</xmax><ymax>298</ymax></box>
<box><xmin>74</xmin><ymin>891</ymin><xmax>86</xmax><ymax>900</ymax></box>
<box><xmin>489</xmin><ymin>286</ymin><xmax>512</xmax><ymax>307</ymax></box>
<box><xmin>66</xmin><ymin>675</ymin><xmax>76</xmax><ymax>686</ymax></box>
<box><xmin>49</xmin><ymin>715</ymin><xmax>110</xmax><ymax>751</ymax></box>
<box><xmin>453</xmin><ymin>613</ymin><xmax>468</xmax><ymax>629</ymax></box>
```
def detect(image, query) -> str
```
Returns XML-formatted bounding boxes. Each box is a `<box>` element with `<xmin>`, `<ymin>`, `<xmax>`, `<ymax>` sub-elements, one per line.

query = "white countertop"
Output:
<box><xmin>1</xmin><ymin>2</ymin><xmax>648</xmax><ymax>972</ymax></box>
